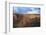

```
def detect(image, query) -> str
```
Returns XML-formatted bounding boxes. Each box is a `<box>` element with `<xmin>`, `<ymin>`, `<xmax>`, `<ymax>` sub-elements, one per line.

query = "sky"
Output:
<box><xmin>13</xmin><ymin>7</ymin><xmax>40</xmax><ymax>14</ymax></box>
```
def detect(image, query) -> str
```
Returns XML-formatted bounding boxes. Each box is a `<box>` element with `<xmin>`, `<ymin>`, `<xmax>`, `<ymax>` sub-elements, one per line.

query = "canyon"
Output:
<box><xmin>13</xmin><ymin>14</ymin><xmax>40</xmax><ymax>28</ymax></box>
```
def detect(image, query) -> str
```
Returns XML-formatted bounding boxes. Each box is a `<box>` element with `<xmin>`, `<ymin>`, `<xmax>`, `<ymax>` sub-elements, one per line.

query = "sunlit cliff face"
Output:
<box><xmin>13</xmin><ymin>14</ymin><xmax>40</xmax><ymax>28</ymax></box>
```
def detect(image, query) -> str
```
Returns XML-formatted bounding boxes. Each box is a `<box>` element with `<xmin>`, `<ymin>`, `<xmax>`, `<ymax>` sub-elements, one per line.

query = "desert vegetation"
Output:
<box><xmin>13</xmin><ymin>13</ymin><xmax>40</xmax><ymax>28</ymax></box>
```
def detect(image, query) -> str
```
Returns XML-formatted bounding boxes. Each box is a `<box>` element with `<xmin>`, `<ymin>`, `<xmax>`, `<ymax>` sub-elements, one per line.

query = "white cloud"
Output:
<box><xmin>26</xmin><ymin>11</ymin><xmax>40</xmax><ymax>14</ymax></box>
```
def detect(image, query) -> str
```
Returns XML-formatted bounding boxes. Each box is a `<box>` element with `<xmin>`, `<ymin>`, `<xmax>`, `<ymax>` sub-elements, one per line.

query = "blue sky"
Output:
<box><xmin>13</xmin><ymin>7</ymin><xmax>40</xmax><ymax>14</ymax></box>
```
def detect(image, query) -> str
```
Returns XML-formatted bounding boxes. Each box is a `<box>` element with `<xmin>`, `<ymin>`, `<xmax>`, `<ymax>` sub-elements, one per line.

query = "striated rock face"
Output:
<box><xmin>13</xmin><ymin>14</ymin><xmax>40</xmax><ymax>28</ymax></box>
